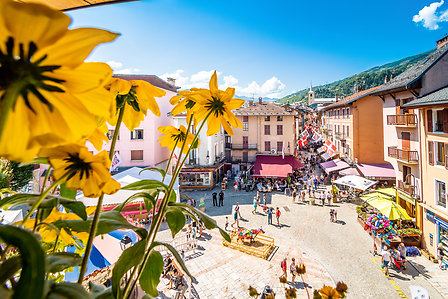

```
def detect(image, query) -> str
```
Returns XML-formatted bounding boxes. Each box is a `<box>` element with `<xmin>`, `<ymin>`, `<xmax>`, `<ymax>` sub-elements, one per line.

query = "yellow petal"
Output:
<box><xmin>206</xmin><ymin>116</ymin><xmax>221</xmax><ymax>136</ymax></box>
<box><xmin>102</xmin><ymin>178</ymin><xmax>120</xmax><ymax>195</ymax></box>
<box><xmin>87</xmin><ymin>128</ymin><xmax>108</xmax><ymax>151</ymax></box>
<box><xmin>131</xmin><ymin>80</ymin><xmax>165</xmax><ymax>117</ymax></box>
<box><xmin>36</xmin><ymin>27</ymin><xmax>120</xmax><ymax>68</ymax></box>
<box><xmin>209</xmin><ymin>71</ymin><xmax>218</xmax><ymax>93</ymax></box>
<box><xmin>169</xmin><ymin>95</ymin><xmax>182</xmax><ymax>105</ymax></box>
<box><xmin>226</xmin><ymin>98</ymin><xmax>245</xmax><ymax>110</ymax></box>
<box><xmin>4</xmin><ymin>1</ymin><xmax>70</xmax><ymax>54</ymax></box>
<box><xmin>108</xmin><ymin>78</ymin><xmax>132</xmax><ymax>95</ymax></box>
<box><xmin>221</xmin><ymin>118</ymin><xmax>234</xmax><ymax>136</ymax></box>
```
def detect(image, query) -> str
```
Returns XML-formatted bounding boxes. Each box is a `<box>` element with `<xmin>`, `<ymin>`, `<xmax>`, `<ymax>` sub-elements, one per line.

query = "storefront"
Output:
<box><xmin>179</xmin><ymin>162</ymin><xmax>225</xmax><ymax>189</ymax></box>
<box><xmin>435</xmin><ymin>216</ymin><xmax>448</xmax><ymax>265</ymax></box>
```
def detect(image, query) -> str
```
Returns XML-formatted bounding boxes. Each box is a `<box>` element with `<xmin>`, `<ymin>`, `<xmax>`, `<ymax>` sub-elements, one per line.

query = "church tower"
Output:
<box><xmin>308</xmin><ymin>83</ymin><xmax>315</xmax><ymax>106</ymax></box>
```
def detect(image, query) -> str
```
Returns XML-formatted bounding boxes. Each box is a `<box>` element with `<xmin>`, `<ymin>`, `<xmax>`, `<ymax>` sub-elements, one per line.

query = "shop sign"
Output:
<box><xmin>435</xmin><ymin>216</ymin><xmax>448</xmax><ymax>231</ymax></box>
<box><xmin>426</xmin><ymin>210</ymin><xmax>435</xmax><ymax>223</ymax></box>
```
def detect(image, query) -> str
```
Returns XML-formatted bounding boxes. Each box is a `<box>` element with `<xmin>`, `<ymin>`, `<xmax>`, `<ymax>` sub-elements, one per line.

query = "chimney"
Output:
<box><xmin>249</xmin><ymin>100</ymin><xmax>254</xmax><ymax>106</ymax></box>
<box><xmin>437</xmin><ymin>35</ymin><xmax>448</xmax><ymax>49</ymax></box>
<box><xmin>167</xmin><ymin>77</ymin><xmax>176</xmax><ymax>86</ymax></box>
<box><xmin>384</xmin><ymin>74</ymin><xmax>389</xmax><ymax>84</ymax></box>
<box><xmin>335</xmin><ymin>93</ymin><xmax>338</xmax><ymax>102</ymax></box>
<box><xmin>258</xmin><ymin>97</ymin><xmax>262</xmax><ymax>104</ymax></box>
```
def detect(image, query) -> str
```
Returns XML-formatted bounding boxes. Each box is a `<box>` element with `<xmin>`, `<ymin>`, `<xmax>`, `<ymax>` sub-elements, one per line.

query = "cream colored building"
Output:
<box><xmin>227</xmin><ymin>99</ymin><xmax>298</xmax><ymax>173</ymax></box>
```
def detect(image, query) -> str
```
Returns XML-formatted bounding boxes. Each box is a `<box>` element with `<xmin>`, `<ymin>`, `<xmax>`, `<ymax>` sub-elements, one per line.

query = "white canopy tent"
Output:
<box><xmin>0</xmin><ymin>209</ymin><xmax>23</xmax><ymax>224</ymax></box>
<box><xmin>77</xmin><ymin>167</ymin><xmax>179</xmax><ymax>207</ymax></box>
<box><xmin>333</xmin><ymin>175</ymin><xmax>377</xmax><ymax>191</ymax></box>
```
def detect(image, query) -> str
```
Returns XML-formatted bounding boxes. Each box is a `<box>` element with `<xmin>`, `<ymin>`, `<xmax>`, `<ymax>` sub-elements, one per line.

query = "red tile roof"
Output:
<box><xmin>322</xmin><ymin>86</ymin><xmax>381</xmax><ymax>110</ymax></box>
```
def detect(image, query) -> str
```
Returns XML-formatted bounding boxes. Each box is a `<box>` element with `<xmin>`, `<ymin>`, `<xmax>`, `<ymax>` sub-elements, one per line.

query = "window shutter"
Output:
<box><xmin>445</xmin><ymin>144</ymin><xmax>448</xmax><ymax>169</ymax></box>
<box><xmin>428</xmin><ymin>141</ymin><xmax>434</xmax><ymax>165</ymax></box>
<box><xmin>443</xmin><ymin>109</ymin><xmax>448</xmax><ymax>133</ymax></box>
<box><xmin>427</xmin><ymin>109</ymin><xmax>433</xmax><ymax>132</ymax></box>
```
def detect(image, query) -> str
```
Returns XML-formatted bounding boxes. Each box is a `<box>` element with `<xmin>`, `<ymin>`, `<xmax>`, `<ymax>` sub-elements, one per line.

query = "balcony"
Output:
<box><xmin>388</xmin><ymin>147</ymin><xmax>419</xmax><ymax>163</ymax></box>
<box><xmin>334</xmin><ymin>132</ymin><xmax>346</xmax><ymax>140</ymax></box>
<box><xmin>397</xmin><ymin>180</ymin><xmax>416</xmax><ymax>198</ymax></box>
<box><xmin>387</xmin><ymin>114</ymin><xmax>417</xmax><ymax>127</ymax></box>
<box><xmin>225</xmin><ymin>143</ymin><xmax>257</xmax><ymax>150</ymax></box>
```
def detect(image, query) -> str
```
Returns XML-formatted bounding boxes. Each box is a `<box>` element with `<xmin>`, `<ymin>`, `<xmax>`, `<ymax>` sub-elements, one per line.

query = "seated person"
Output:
<box><xmin>167</xmin><ymin>268</ymin><xmax>179</xmax><ymax>289</ymax></box>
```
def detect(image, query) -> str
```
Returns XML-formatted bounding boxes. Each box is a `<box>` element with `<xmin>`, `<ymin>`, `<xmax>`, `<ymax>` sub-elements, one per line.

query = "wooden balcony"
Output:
<box><xmin>387</xmin><ymin>114</ymin><xmax>417</xmax><ymax>126</ymax></box>
<box><xmin>388</xmin><ymin>147</ymin><xmax>418</xmax><ymax>163</ymax></box>
<box><xmin>397</xmin><ymin>180</ymin><xmax>416</xmax><ymax>197</ymax></box>
<box><xmin>226</xmin><ymin>143</ymin><xmax>257</xmax><ymax>150</ymax></box>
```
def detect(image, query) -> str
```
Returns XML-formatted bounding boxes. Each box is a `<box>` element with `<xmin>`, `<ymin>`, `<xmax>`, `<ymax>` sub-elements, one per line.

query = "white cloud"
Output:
<box><xmin>160</xmin><ymin>70</ymin><xmax>286</xmax><ymax>98</ymax></box>
<box><xmin>115</xmin><ymin>68</ymin><xmax>141</xmax><ymax>74</ymax></box>
<box><xmin>413</xmin><ymin>1</ymin><xmax>447</xmax><ymax>30</ymax></box>
<box><xmin>106</xmin><ymin>60</ymin><xmax>123</xmax><ymax>69</ymax></box>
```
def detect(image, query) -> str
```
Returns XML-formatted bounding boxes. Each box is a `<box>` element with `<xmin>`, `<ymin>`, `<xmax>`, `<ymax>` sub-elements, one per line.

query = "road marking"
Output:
<box><xmin>371</xmin><ymin>257</ymin><xmax>408</xmax><ymax>299</ymax></box>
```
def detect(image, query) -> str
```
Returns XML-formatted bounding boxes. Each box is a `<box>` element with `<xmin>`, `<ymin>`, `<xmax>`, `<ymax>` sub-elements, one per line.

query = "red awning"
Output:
<box><xmin>253</xmin><ymin>155</ymin><xmax>304</xmax><ymax>178</ymax></box>
<box><xmin>356</xmin><ymin>163</ymin><xmax>396</xmax><ymax>180</ymax></box>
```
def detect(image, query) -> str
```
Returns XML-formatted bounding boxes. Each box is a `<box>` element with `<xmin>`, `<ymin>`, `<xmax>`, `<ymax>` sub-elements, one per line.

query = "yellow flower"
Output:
<box><xmin>319</xmin><ymin>285</ymin><xmax>342</xmax><ymax>299</ymax></box>
<box><xmin>39</xmin><ymin>144</ymin><xmax>120</xmax><ymax>198</ymax></box>
<box><xmin>170</xmin><ymin>90</ymin><xmax>201</xmax><ymax>128</ymax></box>
<box><xmin>158</xmin><ymin>125</ymin><xmax>199</xmax><ymax>154</ymax></box>
<box><xmin>22</xmin><ymin>208</ymin><xmax>96</xmax><ymax>245</ymax></box>
<box><xmin>179</xmin><ymin>71</ymin><xmax>244</xmax><ymax>136</ymax></box>
<box><xmin>108</xmin><ymin>79</ymin><xmax>166</xmax><ymax>131</ymax></box>
<box><xmin>0</xmin><ymin>0</ymin><xmax>119</xmax><ymax>162</ymax></box>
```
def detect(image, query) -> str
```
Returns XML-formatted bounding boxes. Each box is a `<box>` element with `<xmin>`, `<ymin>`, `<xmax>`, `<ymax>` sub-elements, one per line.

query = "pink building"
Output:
<box><xmin>87</xmin><ymin>75</ymin><xmax>179</xmax><ymax>170</ymax></box>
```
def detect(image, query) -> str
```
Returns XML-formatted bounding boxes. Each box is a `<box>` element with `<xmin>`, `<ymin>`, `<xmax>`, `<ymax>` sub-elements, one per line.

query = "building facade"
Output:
<box><xmin>227</xmin><ymin>99</ymin><xmax>298</xmax><ymax>174</ymax></box>
<box><xmin>86</xmin><ymin>75</ymin><xmax>178</xmax><ymax>169</ymax></box>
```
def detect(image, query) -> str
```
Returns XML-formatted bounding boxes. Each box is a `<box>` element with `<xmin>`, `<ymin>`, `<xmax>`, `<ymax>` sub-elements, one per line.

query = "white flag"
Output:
<box><xmin>110</xmin><ymin>152</ymin><xmax>122</xmax><ymax>172</ymax></box>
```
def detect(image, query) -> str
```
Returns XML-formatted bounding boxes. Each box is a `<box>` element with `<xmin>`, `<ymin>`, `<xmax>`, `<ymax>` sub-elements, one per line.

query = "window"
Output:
<box><xmin>107</xmin><ymin>129</ymin><xmax>119</xmax><ymax>140</ymax></box>
<box><xmin>243</xmin><ymin>123</ymin><xmax>249</xmax><ymax>131</ymax></box>
<box><xmin>131</xmin><ymin>129</ymin><xmax>143</xmax><ymax>140</ymax></box>
<box><xmin>265</xmin><ymin>141</ymin><xmax>271</xmax><ymax>152</ymax></box>
<box><xmin>264</xmin><ymin>125</ymin><xmax>270</xmax><ymax>135</ymax></box>
<box><xmin>436</xmin><ymin>110</ymin><xmax>444</xmax><ymax>132</ymax></box>
<box><xmin>277</xmin><ymin>141</ymin><xmax>283</xmax><ymax>152</ymax></box>
<box><xmin>436</xmin><ymin>180</ymin><xmax>447</xmax><ymax>208</ymax></box>
<box><xmin>427</xmin><ymin>109</ymin><xmax>433</xmax><ymax>132</ymax></box>
<box><xmin>277</xmin><ymin>125</ymin><xmax>283</xmax><ymax>135</ymax></box>
<box><xmin>243</xmin><ymin>136</ymin><xmax>248</xmax><ymax>149</ymax></box>
<box><xmin>429</xmin><ymin>141</ymin><xmax>434</xmax><ymax>165</ymax></box>
<box><xmin>346</xmin><ymin>125</ymin><xmax>350</xmax><ymax>137</ymax></box>
<box><xmin>346</xmin><ymin>108</ymin><xmax>350</xmax><ymax>117</ymax></box>
<box><xmin>436</xmin><ymin>142</ymin><xmax>445</xmax><ymax>166</ymax></box>
<box><xmin>131</xmin><ymin>150</ymin><xmax>143</xmax><ymax>161</ymax></box>
<box><xmin>243</xmin><ymin>116</ymin><xmax>249</xmax><ymax>122</ymax></box>
<box><xmin>342</xmin><ymin>109</ymin><xmax>345</xmax><ymax>118</ymax></box>
<box><xmin>242</xmin><ymin>152</ymin><xmax>248</xmax><ymax>162</ymax></box>
<box><xmin>264</xmin><ymin>116</ymin><xmax>270</xmax><ymax>121</ymax></box>
<box><xmin>277</xmin><ymin>116</ymin><xmax>283</xmax><ymax>121</ymax></box>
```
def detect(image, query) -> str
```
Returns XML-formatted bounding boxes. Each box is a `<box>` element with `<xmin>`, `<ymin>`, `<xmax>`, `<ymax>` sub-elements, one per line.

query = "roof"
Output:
<box><xmin>114</xmin><ymin>74</ymin><xmax>179</xmax><ymax>93</ymax></box>
<box><xmin>253</xmin><ymin>155</ymin><xmax>304</xmax><ymax>178</ymax></box>
<box><xmin>372</xmin><ymin>45</ymin><xmax>448</xmax><ymax>95</ymax></box>
<box><xmin>356</xmin><ymin>163</ymin><xmax>395</xmax><ymax>180</ymax></box>
<box><xmin>234</xmin><ymin>102</ymin><xmax>298</xmax><ymax>116</ymax></box>
<box><xmin>23</xmin><ymin>0</ymin><xmax>138</xmax><ymax>11</ymax></box>
<box><xmin>319</xmin><ymin>158</ymin><xmax>350</xmax><ymax>174</ymax></box>
<box><xmin>322</xmin><ymin>86</ymin><xmax>381</xmax><ymax>110</ymax></box>
<box><xmin>402</xmin><ymin>85</ymin><xmax>448</xmax><ymax>108</ymax></box>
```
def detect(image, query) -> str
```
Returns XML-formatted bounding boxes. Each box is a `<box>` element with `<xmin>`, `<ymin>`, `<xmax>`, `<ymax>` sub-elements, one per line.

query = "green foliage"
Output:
<box><xmin>0</xmin><ymin>160</ymin><xmax>33</xmax><ymax>191</ymax></box>
<box><xmin>46</xmin><ymin>252</ymin><xmax>82</xmax><ymax>273</ymax></box>
<box><xmin>279</xmin><ymin>49</ymin><xmax>434</xmax><ymax>104</ymax></box>
<box><xmin>139</xmin><ymin>250</ymin><xmax>163</xmax><ymax>297</ymax></box>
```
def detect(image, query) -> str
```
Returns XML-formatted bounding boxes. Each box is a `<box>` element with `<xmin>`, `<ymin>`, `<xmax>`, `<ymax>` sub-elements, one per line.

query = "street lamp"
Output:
<box><xmin>120</xmin><ymin>235</ymin><xmax>132</xmax><ymax>251</ymax></box>
<box><xmin>206</xmin><ymin>151</ymin><xmax>210</xmax><ymax>164</ymax></box>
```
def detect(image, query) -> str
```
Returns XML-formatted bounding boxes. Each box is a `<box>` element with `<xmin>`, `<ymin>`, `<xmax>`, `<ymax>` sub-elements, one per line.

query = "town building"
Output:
<box><xmin>308</xmin><ymin>84</ymin><xmax>337</xmax><ymax>109</ymax></box>
<box><xmin>171</xmin><ymin>114</ymin><xmax>226</xmax><ymax>190</ymax></box>
<box><xmin>372</xmin><ymin>39</ymin><xmax>448</xmax><ymax>221</ymax></box>
<box><xmin>86</xmin><ymin>75</ymin><xmax>178</xmax><ymax>170</ymax></box>
<box><xmin>227</xmin><ymin>99</ymin><xmax>299</xmax><ymax>174</ymax></box>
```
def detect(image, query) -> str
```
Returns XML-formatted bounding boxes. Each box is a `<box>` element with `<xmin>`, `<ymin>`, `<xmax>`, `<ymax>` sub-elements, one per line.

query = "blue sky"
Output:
<box><xmin>69</xmin><ymin>0</ymin><xmax>448</xmax><ymax>98</ymax></box>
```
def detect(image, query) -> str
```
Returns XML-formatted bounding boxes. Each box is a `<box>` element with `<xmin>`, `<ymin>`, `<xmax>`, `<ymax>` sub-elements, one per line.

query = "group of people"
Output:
<box><xmin>211</xmin><ymin>191</ymin><xmax>225</xmax><ymax>207</ymax></box>
<box><xmin>184</xmin><ymin>220</ymin><xmax>203</xmax><ymax>248</ymax></box>
<box><xmin>281</xmin><ymin>257</ymin><xmax>299</xmax><ymax>282</ymax></box>
<box><xmin>380</xmin><ymin>242</ymin><xmax>408</xmax><ymax>276</ymax></box>
<box><xmin>162</xmin><ymin>255</ymin><xmax>185</xmax><ymax>290</ymax></box>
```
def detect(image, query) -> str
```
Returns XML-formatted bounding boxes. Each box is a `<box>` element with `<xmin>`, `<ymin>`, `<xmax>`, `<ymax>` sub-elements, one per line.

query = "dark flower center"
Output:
<box><xmin>0</xmin><ymin>37</ymin><xmax>65</xmax><ymax>113</ymax></box>
<box><xmin>171</xmin><ymin>131</ymin><xmax>186</xmax><ymax>143</ymax></box>
<box><xmin>205</xmin><ymin>96</ymin><xmax>225</xmax><ymax>117</ymax></box>
<box><xmin>64</xmin><ymin>153</ymin><xmax>92</xmax><ymax>181</ymax></box>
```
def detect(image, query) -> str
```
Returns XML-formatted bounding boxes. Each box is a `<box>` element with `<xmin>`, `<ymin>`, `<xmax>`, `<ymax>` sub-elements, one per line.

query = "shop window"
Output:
<box><xmin>435</xmin><ymin>180</ymin><xmax>447</xmax><ymax>208</ymax></box>
<box><xmin>243</xmin><ymin>116</ymin><xmax>249</xmax><ymax>122</ymax></box>
<box><xmin>277</xmin><ymin>125</ymin><xmax>283</xmax><ymax>135</ymax></box>
<box><xmin>277</xmin><ymin>116</ymin><xmax>283</xmax><ymax>121</ymax></box>
<box><xmin>181</xmin><ymin>173</ymin><xmax>196</xmax><ymax>187</ymax></box>
<box><xmin>264</xmin><ymin>125</ymin><xmax>270</xmax><ymax>135</ymax></box>
<box><xmin>196</xmin><ymin>172</ymin><xmax>211</xmax><ymax>186</ymax></box>
<box><xmin>131</xmin><ymin>150</ymin><xmax>143</xmax><ymax>161</ymax></box>
<box><xmin>264</xmin><ymin>116</ymin><xmax>270</xmax><ymax>121</ymax></box>
<box><xmin>265</xmin><ymin>141</ymin><xmax>271</xmax><ymax>152</ymax></box>
<box><xmin>277</xmin><ymin>141</ymin><xmax>283</xmax><ymax>152</ymax></box>
<box><xmin>243</xmin><ymin>123</ymin><xmax>249</xmax><ymax>131</ymax></box>
<box><xmin>131</xmin><ymin>129</ymin><xmax>144</xmax><ymax>140</ymax></box>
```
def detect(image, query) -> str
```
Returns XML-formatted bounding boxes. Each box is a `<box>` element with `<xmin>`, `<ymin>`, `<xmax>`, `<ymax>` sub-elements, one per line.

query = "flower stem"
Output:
<box><xmin>162</xmin><ymin>139</ymin><xmax>178</xmax><ymax>183</ymax></box>
<box><xmin>0</xmin><ymin>81</ymin><xmax>24</xmax><ymax>141</ymax></box>
<box><xmin>77</xmin><ymin>105</ymin><xmax>125</xmax><ymax>284</ymax></box>
<box><xmin>122</xmin><ymin>113</ymin><xmax>211</xmax><ymax>299</ymax></box>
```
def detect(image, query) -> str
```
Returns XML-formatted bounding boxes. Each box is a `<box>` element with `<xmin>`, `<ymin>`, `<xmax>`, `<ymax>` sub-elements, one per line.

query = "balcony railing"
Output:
<box><xmin>388</xmin><ymin>147</ymin><xmax>419</xmax><ymax>163</ymax></box>
<box><xmin>225</xmin><ymin>143</ymin><xmax>257</xmax><ymax>150</ymax></box>
<box><xmin>387</xmin><ymin>114</ymin><xmax>417</xmax><ymax>126</ymax></box>
<box><xmin>397</xmin><ymin>180</ymin><xmax>416</xmax><ymax>197</ymax></box>
<box><xmin>334</xmin><ymin>132</ymin><xmax>346</xmax><ymax>140</ymax></box>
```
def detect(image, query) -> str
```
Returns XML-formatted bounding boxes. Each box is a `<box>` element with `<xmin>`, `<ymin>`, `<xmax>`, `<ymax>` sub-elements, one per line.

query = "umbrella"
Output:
<box><xmin>360</xmin><ymin>196</ymin><xmax>411</xmax><ymax>220</ymax></box>
<box><xmin>333</xmin><ymin>175</ymin><xmax>377</xmax><ymax>191</ymax></box>
<box><xmin>64</xmin><ymin>229</ymin><xmax>139</xmax><ymax>282</ymax></box>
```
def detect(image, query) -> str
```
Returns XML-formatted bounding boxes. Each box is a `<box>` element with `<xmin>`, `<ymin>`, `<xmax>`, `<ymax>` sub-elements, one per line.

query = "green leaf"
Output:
<box><xmin>88</xmin><ymin>282</ymin><xmax>106</xmax><ymax>296</ymax></box>
<box><xmin>0</xmin><ymin>287</ymin><xmax>12</xmax><ymax>299</ymax></box>
<box><xmin>18</xmin><ymin>157</ymin><xmax>49</xmax><ymax>167</ymax></box>
<box><xmin>114</xmin><ymin>192</ymin><xmax>156</xmax><ymax>213</ymax></box>
<box><xmin>139</xmin><ymin>167</ymin><xmax>166</xmax><ymax>178</ymax></box>
<box><xmin>165</xmin><ymin>207</ymin><xmax>185</xmax><ymax>238</ymax></box>
<box><xmin>0</xmin><ymin>193</ymin><xmax>38</xmax><ymax>209</ymax></box>
<box><xmin>0</xmin><ymin>256</ymin><xmax>21</xmax><ymax>285</ymax></box>
<box><xmin>90</xmin><ymin>285</ymin><xmax>115</xmax><ymax>299</ymax></box>
<box><xmin>168</xmin><ymin>190</ymin><xmax>177</xmax><ymax>203</ymax></box>
<box><xmin>169</xmin><ymin>202</ymin><xmax>230</xmax><ymax>242</ymax></box>
<box><xmin>139</xmin><ymin>250</ymin><xmax>163</xmax><ymax>297</ymax></box>
<box><xmin>46</xmin><ymin>252</ymin><xmax>82</xmax><ymax>273</ymax></box>
<box><xmin>121</xmin><ymin>180</ymin><xmax>168</xmax><ymax>192</ymax></box>
<box><xmin>52</xmin><ymin>210</ymin><xmax>147</xmax><ymax>239</ymax></box>
<box><xmin>46</xmin><ymin>281</ymin><xmax>92</xmax><ymax>299</ymax></box>
<box><xmin>153</xmin><ymin>241</ymin><xmax>193</xmax><ymax>280</ymax></box>
<box><xmin>112</xmin><ymin>240</ymin><xmax>145</xmax><ymax>298</ymax></box>
<box><xmin>60</xmin><ymin>183</ymin><xmax>77</xmax><ymax>200</ymax></box>
<box><xmin>0</xmin><ymin>225</ymin><xmax>45</xmax><ymax>299</ymax></box>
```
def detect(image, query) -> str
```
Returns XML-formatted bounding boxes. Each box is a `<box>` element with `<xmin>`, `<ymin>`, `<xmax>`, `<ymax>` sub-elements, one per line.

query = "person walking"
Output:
<box><xmin>263</xmin><ymin>194</ymin><xmax>267</xmax><ymax>206</ymax></box>
<box><xmin>232</xmin><ymin>202</ymin><xmax>241</xmax><ymax>228</ymax></box>
<box><xmin>275</xmin><ymin>207</ymin><xmax>281</xmax><ymax>226</ymax></box>
<box><xmin>225</xmin><ymin>216</ymin><xmax>229</xmax><ymax>231</ymax></box>
<box><xmin>234</xmin><ymin>180</ymin><xmax>238</xmax><ymax>192</ymax></box>
<box><xmin>398</xmin><ymin>243</ymin><xmax>407</xmax><ymax>270</ymax></box>
<box><xmin>219</xmin><ymin>191</ymin><xmax>224</xmax><ymax>207</ymax></box>
<box><xmin>326</xmin><ymin>192</ymin><xmax>332</xmax><ymax>205</ymax></box>
<box><xmin>292</xmin><ymin>188</ymin><xmax>297</xmax><ymax>202</ymax></box>
<box><xmin>381</xmin><ymin>244</ymin><xmax>392</xmax><ymax>276</ymax></box>
<box><xmin>212</xmin><ymin>192</ymin><xmax>217</xmax><ymax>206</ymax></box>
<box><xmin>438</xmin><ymin>243</ymin><xmax>445</xmax><ymax>270</ymax></box>
<box><xmin>267</xmin><ymin>207</ymin><xmax>273</xmax><ymax>225</ymax></box>
<box><xmin>290</xmin><ymin>258</ymin><xmax>297</xmax><ymax>282</ymax></box>
<box><xmin>281</xmin><ymin>257</ymin><xmax>287</xmax><ymax>278</ymax></box>
<box><xmin>252</xmin><ymin>196</ymin><xmax>258</xmax><ymax>214</ymax></box>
